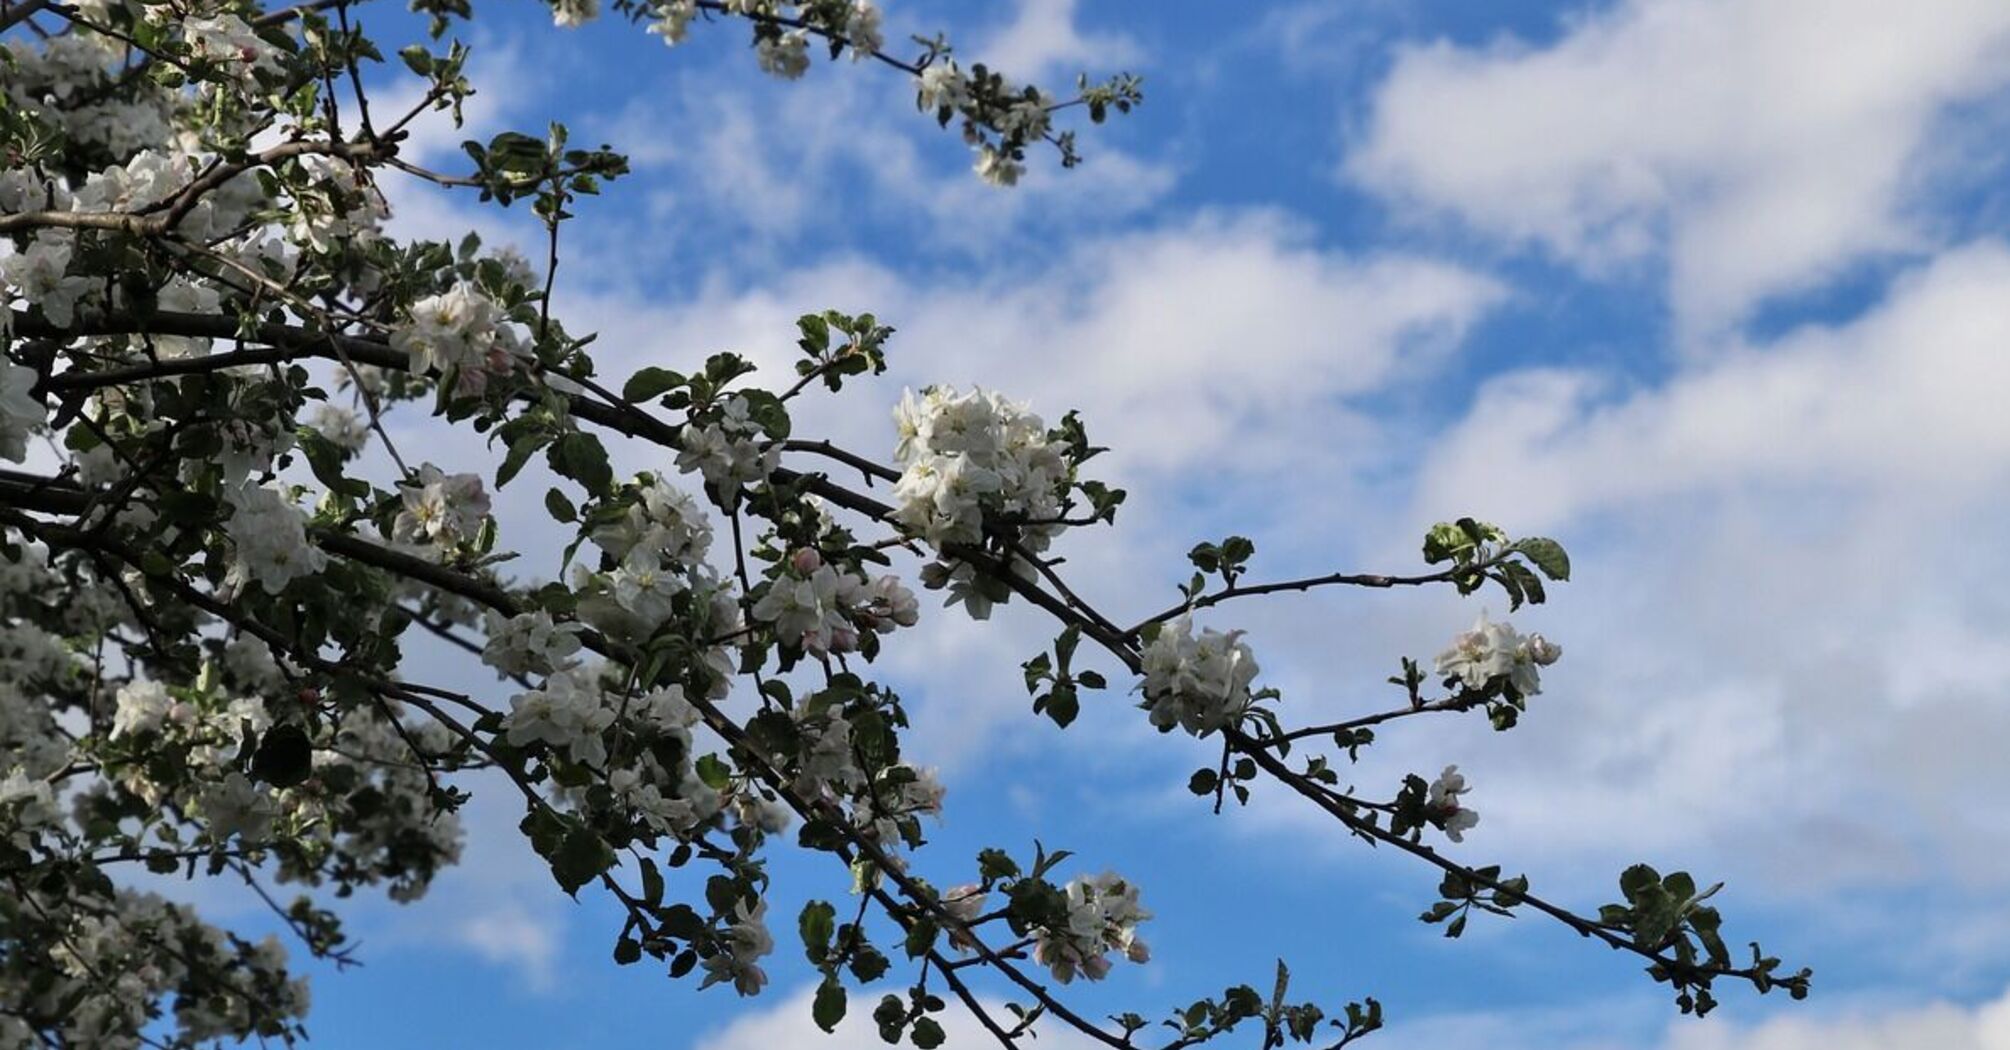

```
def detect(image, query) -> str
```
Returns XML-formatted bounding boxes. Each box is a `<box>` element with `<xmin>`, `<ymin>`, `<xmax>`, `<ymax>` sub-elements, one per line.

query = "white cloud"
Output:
<box><xmin>453</xmin><ymin>902</ymin><xmax>561</xmax><ymax>993</ymax></box>
<box><xmin>1350</xmin><ymin>0</ymin><xmax>2010</xmax><ymax>328</ymax></box>
<box><xmin>600</xmin><ymin>62</ymin><xmax>1175</xmax><ymax>265</ymax></box>
<box><xmin>1415</xmin><ymin>240</ymin><xmax>2010</xmax><ymax>526</ymax></box>
<box><xmin>977</xmin><ymin>0</ymin><xmax>1142</xmax><ymax>84</ymax></box>
<box><xmin>696</xmin><ymin>982</ymin><xmax>1109</xmax><ymax>1050</ymax></box>
<box><xmin>1352</xmin><ymin>240</ymin><xmax>2010</xmax><ymax>906</ymax></box>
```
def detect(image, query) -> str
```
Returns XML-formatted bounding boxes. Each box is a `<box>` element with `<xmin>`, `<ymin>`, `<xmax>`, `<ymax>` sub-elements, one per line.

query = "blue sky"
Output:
<box><xmin>190</xmin><ymin>1</ymin><xmax>2010</xmax><ymax>1046</ymax></box>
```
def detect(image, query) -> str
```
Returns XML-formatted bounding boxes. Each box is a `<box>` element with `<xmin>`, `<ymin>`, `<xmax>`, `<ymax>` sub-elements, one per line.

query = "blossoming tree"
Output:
<box><xmin>0</xmin><ymin>1</ymin><xmax>1811</xmax><ymax>1046</ymax></box>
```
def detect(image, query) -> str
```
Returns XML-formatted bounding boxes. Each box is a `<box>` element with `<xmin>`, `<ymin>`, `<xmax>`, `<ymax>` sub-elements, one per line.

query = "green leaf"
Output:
<box><xmin>1043</xmin><ymin>684</ymin><xmax>1079</xmax><ymax>728</ymax></box>
<box><xmin>497</xmin><ymin>431</ymin><xmax>548</xmax><ymax>489</ymax></box>
<box><xmin>1188</xmin><ymin>768</ymin><xmax>1219</xmax><ymax>795</ymax></box>
<box><xmin>295</xmin><ymin>426</ymin><xmax>370</xmax><ymax>497</ymax></box>
<box><xmin>813</xmin><ymin>976</ymin><xmax>847</xmax><ymax>1033</ymax></box>
<box><xmin>639</xmin><ymin>858</ymin><xmax>664</xmax><ymax>908</ymax></box>
<box><xmin>543</xmin><ymin>487</ymin><xmax>577</xmax><ymax>523</ymax></box>
<box><xmin>695</xmin><ymin>754</ymin><xmax>731</xmax><ymax>791</ymax></box>
<box><xmin>622</xmin><ymin>366</ymin><xmax>684</xmax><ymax>403</ymax></box>
<box><xmin>902</xmin><ymin>916</ymin><xmax>939</xmax><ymax>959</ymax></box>
<box><xmin>549</xmin><ymin>824</ymin><xmax>615</xmax><ymax>896</ymax></box>
<box><xmin>910</xmin><ymin>1017</ymin><xmax>945</xmax><ymax>1049</ymax></box>
<box><xmin>1619</xmin><ymin>863</ymin><xmax>1662</xmax><ymax>902</ymax></box>
<box><xmin>800</xmin><ymin>900</ymin><xmax>836</xmax><ymax>963</ymax></box>
<box><xmin>548</xmin><ymin>432</ymin><xmax>613</xmax><ymax>496</ymax></box>
<box><xmin>613</xmin><ymin>936</ymin><xmax>641</xmax><ymax>965</ymax></box>
<box><xmin>1514</xmin><ymin>538</ymin><xmax>1571</xmax><ymax>582</ymax></box>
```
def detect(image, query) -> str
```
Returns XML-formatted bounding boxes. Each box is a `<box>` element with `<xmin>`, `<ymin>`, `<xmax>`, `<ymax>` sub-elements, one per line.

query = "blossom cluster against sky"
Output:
<box><xmin>220</xmin><ymin>1</ymin><xmax>2010</xmax><ymax>1046</ymax></box>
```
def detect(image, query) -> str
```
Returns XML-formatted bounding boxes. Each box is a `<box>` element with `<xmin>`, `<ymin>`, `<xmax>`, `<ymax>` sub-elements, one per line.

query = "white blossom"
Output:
<box><xmin>1139</xmin><ymin>616</ymin><xmax>1261</xmax><ymax>736</ymax></box>
<box><xmin>550</xmin><ymin>0</ymin><xmax>598</xmax><ymax>27</ymax></box>
<box><xmin>391</xmin><ymin>282</ymin><xmax>525</xmax><ymax>394</ymax></box>
<box><xmin>1427</xmin><ymin>765</ymin><xmax>1479</xmax><ymax>843</ymax></box>
<box><xmin>756</xmin><ymin>30</ymin><xmax>811</xmax><ymax>80</ymax></box>
<box><xmin>310</xmin><ymin>404</ymin><xmax>370</xmax><ymax>453</ymax></box>
<box><xmin>222</xmin><ymin>483</ymin><xmax>328</xmax><ymax>597</ymax></box>
<box><xmin>1033</xmin><ymin>872</ymin><xmax>1152</xmax><ymax>983</ymax></box>
<box><xmin>3</xmin><ymin>237</ymin><xmax>94</xmax><ymax>327</ymax></box>
<box><xmin>198</xmin><ymin>772</ymin><xmax>277</xmax><ymax>844</ymax></box>
<box><xmin>504</xmin><ymin>666</ymin><xmax>617</xmax><ymax>767</ymax></box>
<box><xmin>844</xmin><ymin>2</ymin><xmax>883</xmax><ymax>57</ymax></box>
<box><xmin>917</xmin><ymin>62</ymin><xmax>967</xmax><ymax>110</ymax></box>
<box><xmin>675</xmin><ymin>396</ymin><xmax>779</xmax><ymax>499</ymax></box>
<box><xmin>481</xmin><ymin>610</ymin><xmax>584</xmax><ymax>678</ymax></box>
<box><xmin>700</xmin><ymin>898</ymin><xmax>774</xmax><ymax>996</ymax></box>
<box><xmin>110</xmin><ymin>679</ymin><xmax>173</xmax><ymax>739</ymax></box>
<box><xmin>647</xmin><ymin>0</ymin><xmax>698</xmax><ymax>44</ymax></box>
<box><xmin>393</xmin><ymin>464</ymin><xmax>491</xmax><ymax>549</ymax></box>
<box><xmin>0</xmin><ymin>364</ymin><xmax>46</xmax><ymax>463</ymax></box>
<box><xmin>1433</xmin><ymin>612</ymin><xmax>1559</xmax><ymax>697</ymax></box>
<box><xmin>891</xmin><ymin>386</ymin><xmax>1070</xmax><ymax>554</ymax></box>
<box><xmin>975</xmin><ymin>146</ymin><xmax>1024</xmax><ymax>187</ymax></box>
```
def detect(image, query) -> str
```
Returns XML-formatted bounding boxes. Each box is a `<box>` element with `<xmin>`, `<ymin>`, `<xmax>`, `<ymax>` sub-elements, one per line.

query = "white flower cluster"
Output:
<box><xmin>646</xmin><ymin>0</ymin><xmax>698</xmax><ymax>44</ymax></box>
<box><xmin>393</xmin><ymin>464</ymin><xmax>492</xmax><ymax>551</ymax></box>
<box><xmin>599</xmin><ymin>683</ymin><xmax>725</xmax><ymax>840</ymax></box>
<box><xmin>505</xmin><ymin>665</ymin><xmax>619</xmax><ymax>767</ymax></box>
<box><xmin>571</xmin><ymin>475</ymin><xmax>743</xmax><ymax>653</ymax></box>
<box><xmin>844</xmin><ymin>1</ymin><xmax>884</xmax><ymax>56</ymax></box>
<box><xmin>856</xmin><ymin>764</ymin><xmax>945</xmax><ymax>857</ymax></box>
<box><xmin>917</xmin><ymin>62</ymin><xmax>968</xmax><ymax>111</ymax></box>
<box><xmin>756</xmin><ymin>30</ymin><xmax>811</xmax><ymax>79</ymax></box>
<box><xmin>676</xmin><ymin>396</ymin><xmax>780</xmax><ymax>500</ymax></box>
<box><xmin>0</xmin><ymin>768</ymin><xmax>63</xmax><ymax>849</ymax></box>
<box><xmin>182</xmin><ymin>14</ymin><xmax>287</xmax><ymax>82</ymax></box>
<box><xmin>0</xmin><ymin>364</ymin><xmax>47</xmax><ymax>463</ymax></box>
<box><xmin>751</xmin><ymin>548</ymin><xmax>918</xmax><ymax>655</ymax></box>
<box><xmin>1433</xmin><ymin>612</ymin><xmax>1561</xmax><ymax>697</ymax></box>
<box><xmin>1138</xmin><ymin>615</ymin><xmax>1262</xmax><ymax>736</ymax></box>
<box><xmin>198</xmin><ymin>771</ymin><xmax>279</xmax><ymax>845</ymax></box>
<box><xmin>1032</xmin><ymin>872</ymin><xmax>1152</xmax><ymax>984</ymax></box>
<box><xmin>550</xmin><ymin>0</ymin><xmax>598</xmax><ymax>26</ymax></box>
<box><xmin>206</xmin><ymin>399</ymin><xmax>296</xmax><ymax>486</ymax></box>
<box><xmin>595</xmin><ymin>475</ymin><xmax>715</xmax><ymax>566</ymax></box>
<box><xmin>390</xmin><ymin>281</ymin><xmax>527</xmax><ymax>396</ymax></box>
<box><xmin>104</xmin><ymin>678</ymin><xmax>277</xmax><ymax>810</ymax></box>
<box><xmin>790</xmin><ymin>704</ymin><xmax>866</xmax><ymax>801</ymax></box>
<box><xmin>1426</xmin><ymin>764</ymin><xmax>1478</xmax><ymax>843</ymax></box>
<box><xmin>481</xmin><ymin>610</ymin><xmax>585</xmax><ymax>678</ymax></box>
<box><xmin>222</xmin><ymin>482</ymin><xmax>328</xmax><ymax>597</ymax></box>
<box><xmin>701</xmin><ymin>898</ymin><xmax>775</xmax><ymax>996</ymax></box>
<box><xmin>2</xmin><ymin>887</ymin><xmax>311</xmax><ymax>1047</ymax></box>
<box><xmin>2</xmin><ymin>236</ymin><xmax>94</xmax><ymax>329</ymax></box>
<box><xmin>285</xmin><ymin>154</ymin><xmax>390</xmax><ymax>255</ymax></box>
<box><xmin>2</xmin><ymin>35</ymin><xmax>174</xmax><ymax>156</ymax></box>
<box><xmin>891</xmin><ymin>386</ymin><xmax>1071</xmax><ymax>551</ymax></box>
<box><xmin>310</xmin><ymin>404</ymin><xmax>370</xmax><ymax>453</ymax></box>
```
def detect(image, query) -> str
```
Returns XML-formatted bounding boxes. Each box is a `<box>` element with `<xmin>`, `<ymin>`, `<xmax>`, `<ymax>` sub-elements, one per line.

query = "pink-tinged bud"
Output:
<box><xmin>789</xmin><ymin>548</ymin><xmax>823</xmax><ymax>574</ymax></box>
<box><xmin>1525</xmin><ymin>634</ymin><xmax>1562</xmax><ymax>666</ymax></box>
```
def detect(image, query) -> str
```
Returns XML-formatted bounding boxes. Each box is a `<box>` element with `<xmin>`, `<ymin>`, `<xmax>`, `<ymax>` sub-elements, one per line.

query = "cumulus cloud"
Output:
<box><xmin>978</xmin><ymin>0</ymin><xmax>1142</xmax><ymax>84</ymax></box>
<box><xmin>1349</xmin><ymin>0</ymin><xmax>2010</xmax><ymax>328</ymax></box>
<box><xmin>1330</xmin><ymin>239</ymin><xmax>2010</xmax><ymax>912</ymax></box>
